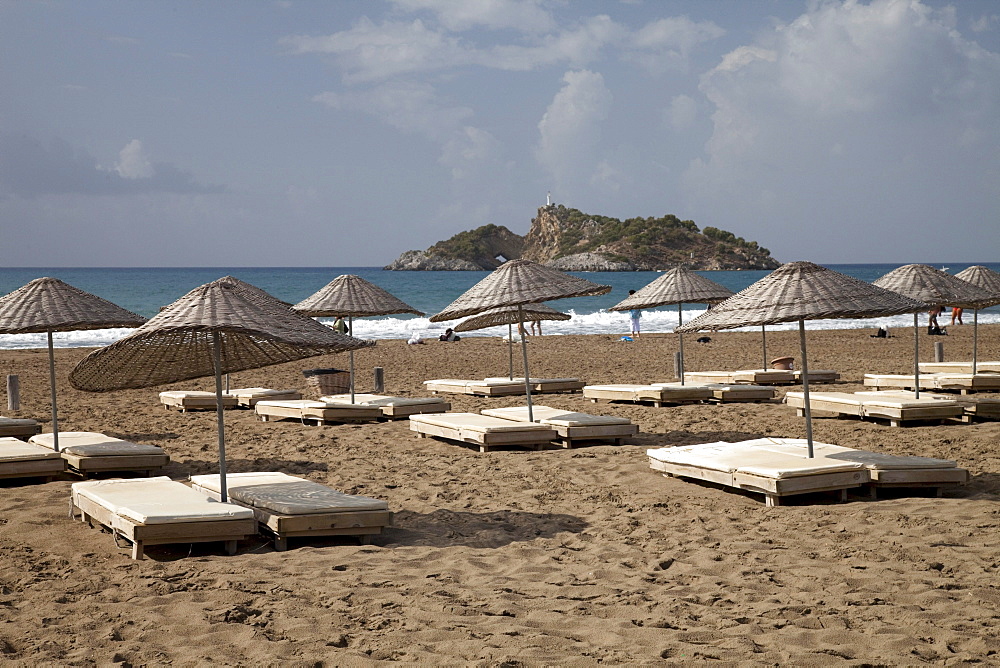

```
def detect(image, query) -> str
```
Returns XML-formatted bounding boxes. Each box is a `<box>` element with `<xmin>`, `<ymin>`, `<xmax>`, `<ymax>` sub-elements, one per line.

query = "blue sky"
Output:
<box><xmin>1</xmin><ymin>0</ymin><xmax>998</xmax><ymax>267</ymax></box>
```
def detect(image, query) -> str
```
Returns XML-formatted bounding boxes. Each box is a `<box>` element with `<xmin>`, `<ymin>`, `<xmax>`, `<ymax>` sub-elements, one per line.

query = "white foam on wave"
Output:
<box><xmin>4</xmin><ymin>310</ymin><xmax>999</xmax><ymax>349</ymax></box>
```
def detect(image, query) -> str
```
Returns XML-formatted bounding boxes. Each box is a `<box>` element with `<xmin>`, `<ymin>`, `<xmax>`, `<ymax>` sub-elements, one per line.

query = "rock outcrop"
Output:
<box><xmin>385</xmin><ymin>206</ymin><xmax>779</xmax><ymax>271</ymax></box>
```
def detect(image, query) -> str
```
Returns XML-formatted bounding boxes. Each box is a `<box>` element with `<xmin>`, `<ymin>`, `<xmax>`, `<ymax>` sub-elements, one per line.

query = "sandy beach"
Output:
<box><xmin>2</xmin><ymin>325</ymin><xmax>999</xmax><ymax>665</ymax></box>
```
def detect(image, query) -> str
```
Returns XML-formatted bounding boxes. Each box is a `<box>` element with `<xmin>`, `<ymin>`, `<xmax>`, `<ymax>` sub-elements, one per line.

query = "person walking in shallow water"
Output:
<box><xmin>628</xmin><ymin>290</ymin><xmax>641</xmax><ymax>338</ymax></box>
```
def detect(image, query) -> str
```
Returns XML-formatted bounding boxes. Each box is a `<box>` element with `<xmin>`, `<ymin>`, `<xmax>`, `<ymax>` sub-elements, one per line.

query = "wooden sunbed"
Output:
<box><xmin>481</xmin><ymin>405</ymin><xmax>638</xmax><ymax>447</ymax></box>
<box><xmin>226</xmin><ymin>387</ymin><xmax>302</xmax><ymax>408</ymax></box>
<box><xmin>0</xmin><ymin>416</ymin><xmax>42</xmax><ymax>439</ymax></box>
<box><xmin>856</xmin><ymin>391</ymin><xmax>1000</xmax><ymax>423</ymax></box>
<box><xmin>863</xmin><ymin>373</ymin><xmax>1000</xmax><ymax>394</ymax></box>
<box><xmin>918</xmin><ymin>362</ymin><xmax>1000</xmax><ymax>374</ymax></box>
<box><xmin>683</xmin><ymin>370</ymin><xmax>796</xmax><ymax>385</ymax></box>
<box><xmin>254</xmin><ymin>399</ymin><xmax>381</xmax><ymax>425</ymax></box>
<box><xmin>321</xmin><ymin>393</ymin><xmax>451</xmax><ymax>419</ymax></box>
<box><xmin>423</xmin><ymin>378</ymin><xmax>585</xmax><ymax>396</ymax></box>
<box><xmin>30</xmin><ymin>432</ymin><xmax>169</xmax><ymax>476</ymax></box>
<box><xmin>583</xmin><ymin>384</ymin><xmax>712</xmax><ymax>407</ymax></box>
<box><xmin>190</xmin><ymin>472</ymin><xmax>393</xmax><ymax>551</ymax></box>
<box><xmin>739</xmin><ymin>438</ymin><xmax>969</xmax><ymax>497</ymax></box>
<box><xmin>71</xmin><ymin>477</ymin><xmax>256</xmax><ymax>559</ymax></box>
<box><xmin>784</xmin><ymin>391</ymin><xmax>963</xmax><ymax>427</ymax></box>
<box><xmin>647</xmin><ymin>441</ymin><xmax>869</xmax><ymax>506</ymax></box>
<box><xmin>793</xmin><ymin>369</ymin><xmax>841</xmax><ymax>383</ymax></box>
<box><xmin>0</xmin><ymin>437</ymin><xmax>66</xmax><ymax>481</ymax></box>
<box><xmin>409</xmin><ymin>413</ymin><xmax>558</xmax><ymax>453</ymax></box>
<box><xmin>652</xmin><ymin>382</ymin><xmax>777</xmax><ymax>403</ymax></box>
<box><xmin>484</xmin><ymin>377</ymin><xmax>587</xmax><ymax>393</ymax></box>
<box><xmin>159</xmin><ymin>390</ymin><xmax>238</xmax><ymax>412</ymax></box>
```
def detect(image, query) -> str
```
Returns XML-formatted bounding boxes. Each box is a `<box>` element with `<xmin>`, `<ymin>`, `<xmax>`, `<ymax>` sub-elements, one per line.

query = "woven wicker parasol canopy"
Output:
<box><xmin>429</xmin><ymin>259</ymin><xmax>610</xmax><ymax>322</ymax></box>
<box><xmin>677</xmin><ymin>261</ymin><xmax>926</xmax><ymax>332</ymax></box>
<box><xmin>0</xmin><ymin>277</ymin><xmax>146</xmax><ymax>452</ymax></box>
<box><xmin>429</xmin><ymin>259</ymin><xmax>609</xmax><ymax>421</ymax></box>
<box><xmin>872</xmin><ymin>264</ymin><xmax>993</xmax><ymax>309</ymax></box>
<box><xmin>455</xmin><ymin>303</ymin><xmax>569</xmax><ymax>332</ymax></box>
<box><xmin>608</xmin><ymin>267</ymin><xmax>733</xmax><ymax>311</ymax></box>
<box><xmin>676</xmin><ymin>261</ymin><xmax>926</xmax><ymax>458</ymax></box>
<box><xmin>609</xmin><ymin>267</ymin><xmax>733</xmax><ymax>385</ymax></box>
<box><xmin>293</xmin><ymin>274</ymin><xmax>424</xmax><ymax>317</ymax></box>
<box><xmin>0</xmin><ymin>277</ymin><xmax>146</xmax><ymax>334</ymax></box>
<box><xmin>70</xmin><ymin>277</ymin><xmax>373</xmax><ymax>502</ymax></box>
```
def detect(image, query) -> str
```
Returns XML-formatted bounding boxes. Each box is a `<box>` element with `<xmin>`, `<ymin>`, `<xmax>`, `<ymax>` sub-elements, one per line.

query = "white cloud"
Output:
<box><xmin>624</xmin><ymin>16</ymin><xmax>725</xmax><ymax>74</ymax></box>
<box><xmin>314</xmin><ymin>81</ymin><xmax>472</xmax><ymax>140</ymax></box>
<box><xmin>667</xmin><ymin>94</ymin><xmax>698</xmax><ymax>131</ymax></box>
<box><xmin>684</xmin><ymin>0</ymin><xmax>1000</xmax><ymax>262</ymax></box>
<box><xmin>535</xmin><ymin>70</ymin><xmax>613</xmax><ymax>200</ymax></box>
<box><xmin>388</xmin><ymin>0</ymin><xmax>555</xmax><ymax>33</ymax></box>
<box><xmin>439</xmin><ymin>126</ymin><xmax>503</xmax><ymax>180</ymax></box>
<box><xmin>115</xmin><ymin>140</ymin><xmax>154</xmax><ymax>179</ymax></box>
<box><xmin>281</xmin><ymin>18</ymin><xmax>469</xmax><ymax>83</ymax></box>
<box><xmin>487</xmin><ymin>15</ymin><xmax>625</xmax><ymax>70</ymax></box>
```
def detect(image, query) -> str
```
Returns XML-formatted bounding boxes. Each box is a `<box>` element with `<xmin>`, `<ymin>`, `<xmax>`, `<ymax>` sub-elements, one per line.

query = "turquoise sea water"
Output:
<box><xmin>1</xmin><ymin>264</ymin><xmax>998</xmax><ymax>349</ymax></box>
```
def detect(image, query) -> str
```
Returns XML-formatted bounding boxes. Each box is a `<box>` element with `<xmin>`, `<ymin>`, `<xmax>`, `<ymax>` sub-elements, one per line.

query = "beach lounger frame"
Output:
<box><xmin>70</xmin><ymin>478</ymin><xmax>257</xmax><ymax>560</ymax></box>
<box><xmin>159</xmin><ymin>391</ymin><xmax>238</xmax><ymax>412</ymax></box>
<box><xmin>583</xmin><ymin>384</ymin><xmax>711</xmax><ymax>407</ymax></box>
<box><xmin>30</xmin><ymin>432</ymin><xmax>170</xmax><ymax>477</ymax></box>
<box><xmin>647</xmin><ymin>453</ymin><xmax>868</xmax><ymax>507</ymax></box>
<box><xmin>785</xmin><ymin>391</ymin><xmax>963</xmax><ymax>427</ymax></box>
<box><xmin>190</xmin><ymin>473</ymin><xmax>393</xmax><ymax>551</ymax></box>
<box><xmin>863</xmin><ymin>373</ymin><xmax>1000</xmax><ymax>395</ymax></box>
<box><xmin>652</xmin><ymin>382</ymin><xmax>777</xmax><ymax>403</ymax></box>
<box><xmin>0</xmin><ymin>417</ymin><xmax>42</xmax><ymax>440</ymax></box>
<box><xmin>481</xmin><ymin>406</ymin><xmax>639</xmax><ymax>448</ymax></box>
<box><xmin>227</xmin><ymin>388</ymin><xmax>303</xmax><ymax>408</ymax></box>
<box><xmin>320</xmin><ymin>394</ymin><xmax>451</xmax><ymax>420</ymax></box>
<box><xmin>683</xmin><ymin>370</ymin><xmax>796</xmax><ymax>386</ymax></box>
<box><xmin>254</xmin><ymin>400</ymin><xmax>382</xmax><ymax>425</ymax></box>
<box><xmin>0</xmin><ymin>437</ymin><xmax>66</xmax><ymax>481</ymax></box>
<box><xmin>409</xmin><ymin>413</ymin><xmax>558</xmax><ymax>453</ymax></box>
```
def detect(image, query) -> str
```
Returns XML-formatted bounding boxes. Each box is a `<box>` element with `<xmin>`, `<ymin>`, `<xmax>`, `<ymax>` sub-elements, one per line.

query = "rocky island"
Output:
<box><xmin>385</xmin><ymin>205</ymin><xmax>779</xmax><ymax>271</ymax></box>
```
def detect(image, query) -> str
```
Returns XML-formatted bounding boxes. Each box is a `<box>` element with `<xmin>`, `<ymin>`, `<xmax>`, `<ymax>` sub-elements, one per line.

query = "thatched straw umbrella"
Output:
<box><xmin>873</xmin><ymin>264</ymin><xmax>992</xmax><ymax>397</ymax></box>
<box><xmin>455</xmin><ymin>304</ymin><xmax>571</xmax><ymax>380</ymax></box>
<box><xmin>293</xmin><ymin>275</ymin><xmax>423</xmax><ymax>402</ymax></box>
<box><xmin>70</xmin><ymin>277</ymin><xmax>373</xmax><ymax>501</ymax></box>
<box><xmin>954</xmin><ymin>266</ymin><xmax>1000</xmax><ymax>373</ymax></box>
<box><xmin>430</xmin><ymin>259</ymin><xmax>610</xmax><ymax>421</ymax></box>
<box><xmin>0</xmin><ymin>277</ymin><xmax>146</xmax><ymax>452</ymax></box>
<box><xmin>608</xmin><ymin>267</ymin><xmax>733</xmax><ymax>384</ymax></box>
<box><xmin>677</xmin><ymin>261</ymin><xmax>925</xmax><ymax>457</ymax></box>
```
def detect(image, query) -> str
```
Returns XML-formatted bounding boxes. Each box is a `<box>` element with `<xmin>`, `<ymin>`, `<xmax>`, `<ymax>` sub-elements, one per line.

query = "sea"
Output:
<box><xmin>2</xmin><ymin>264</ymin><xmax>998</xmax><ymax>350</ymax></box>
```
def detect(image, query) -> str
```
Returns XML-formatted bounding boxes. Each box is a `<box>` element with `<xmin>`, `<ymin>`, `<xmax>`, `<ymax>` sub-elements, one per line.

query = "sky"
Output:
<box><xmin>1</xmin><ymin>0</ymin><xmax>998</xmax><ymax>268</ymax></box>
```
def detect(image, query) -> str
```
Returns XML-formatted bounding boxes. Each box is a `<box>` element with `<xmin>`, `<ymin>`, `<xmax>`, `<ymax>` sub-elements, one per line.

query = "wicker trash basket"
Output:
<box><xmin>303</xmin><ymin>368</ymin><xmax>350</xmax><ymax>395</ymax></box>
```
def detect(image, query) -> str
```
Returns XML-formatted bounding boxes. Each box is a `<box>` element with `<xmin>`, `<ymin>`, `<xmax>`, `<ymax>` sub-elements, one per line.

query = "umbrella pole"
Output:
<box><xmin>518</xmin><ymin>305</ymin><xmax>534</xmax><ymax>422</ymax></box>
<box><xmin>508</xmin><ymin>323</ymin><xmax>514</xmax><ymax>380</ymax></box>
<box><xmin>47</xmin><ymin>331</ymin><xmax>60</xmax><ymax>453</ymax></box>
<box><xmin>349</xmin><ymin>316</ymin><xmax>355</xmax><ymax>404</ymax></box>
<box><xmin>798</xmin><ymin>320</ymin><xmax>814</xmax><ymax>458</ymax></box>
<box><xmin>677</xmin><ymin>304</ymin><xmax>685</xmax><ymax>385</ymax></box>
<box><xmin>761</xmin><ymin>326</ymin><xmax>767</xmax><ymax>371</ymax></box>
<box><xmin>913</xmin><ymin>313</ymin><xmax>920</xmax><ymax>399</ymax></box>
<box><xmin>973</xmin><ymin>309</ymin><xmax>979</xmax><ymax>374</ymax></box>
<box><xmin>212</xmin><ymin>331</ymin><xmax>229</xmax><ymax>503</ymax></box>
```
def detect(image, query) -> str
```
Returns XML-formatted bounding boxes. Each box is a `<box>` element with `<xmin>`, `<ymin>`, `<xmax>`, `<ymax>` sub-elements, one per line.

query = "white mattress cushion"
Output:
<box><xmin>482</xmin><ymin>406</ymin><xmax>631</xmax><ymax>426</ymax></box>
<box><xmin>30</xmin><ymin>432</ymin><xmax>165</xmax><ymax>456</ymax></box>
<box><xmin>190</xmin><ymin>472</ymin><xmax>389</xmax><ymax>514</ymax></box>
<box><xmin>255</xmin><ymin>399</ymin><xmax>328</xmax><ymax>409</ymax></box>
<box><xmin>322</xmin><ymin>394</ymin><xmax>443</xmax><ymax>407</ymax></box>
<box><xmin>159</xmin><ymin>390</ymin><xmax>217</xmax><ymax>399</ymax></box>
<box><xmin>0</xmin><ymin>437</ymin><xmax>62</xmax><ymax>461</ymax></box>
<box><xmin>72</xmin><ymin>477</ymin><xmax>253</xmax><ymax>524</ymax></box>
<box><xmin>484</xmin><ymin>377</ymin><xmax>579</xmax><ymax>384</ymax></box>
<box><xmin>648</xmin><ymin>441</ymin><xmax>865</xmax><ymax>479</ymax></box>
<box><xmin>741</xmin><ymin>437</ymin><xmax>957</xmax><ymax>470</ymax></box>
<box><xmin>410</xmin><ymin>412</ymin><xmax>552</xmax><ymax>433</ymax></box>
<box><xmin>584</xmin><ymin>384</ymin><xmax>663</xmax><ymax>392</ymax></box>
<box><xmin>227</xmin><ymin>388</ymin><xmax>298</xmax><ymax>399</ymax></box>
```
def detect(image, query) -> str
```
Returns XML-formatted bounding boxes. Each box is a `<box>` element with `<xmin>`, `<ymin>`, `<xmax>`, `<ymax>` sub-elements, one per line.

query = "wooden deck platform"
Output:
<box><xmin>409</xmin><ymin>413</ymin><xmax>558</xmax><ymax>453</ymax></box>
<box><xmin>481</xmin><ymin>405</ymin><xmax>638</xmax><ymax>448</ymax></box>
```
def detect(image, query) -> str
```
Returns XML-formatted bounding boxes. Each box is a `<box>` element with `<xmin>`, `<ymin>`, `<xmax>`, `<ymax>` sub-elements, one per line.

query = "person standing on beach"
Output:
<box><xmin>628</xmin><ymin>290</ymin><xmax>641</xmax><ymax>338</ymax></box>
<box><xmin>951</xmin><ymin>307</ymin><xmax>963</xmax><ymax>326</ymax></box>
<box><xmin>333</xmin><ymin>316</ymin><xmax>348</xmax><ymax>335</ymax></box>
<box><xmin>530</xmin><ymin>320</ymin><xmax>542</xmax><ymax>335</ymax></box>
<box><xmin>928</xmin><ymin>306</ymin><xmax>942</xmax><ymax>330</ymax></box>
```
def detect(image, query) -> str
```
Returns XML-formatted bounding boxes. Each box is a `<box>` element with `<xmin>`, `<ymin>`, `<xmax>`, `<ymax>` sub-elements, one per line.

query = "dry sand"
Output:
<box><xmin>1</xmin><ymin>325</ymin><xmax>999</xmax><ymax>665</ymax></box>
